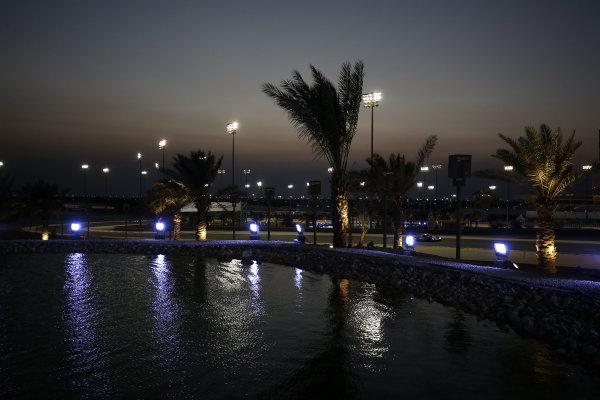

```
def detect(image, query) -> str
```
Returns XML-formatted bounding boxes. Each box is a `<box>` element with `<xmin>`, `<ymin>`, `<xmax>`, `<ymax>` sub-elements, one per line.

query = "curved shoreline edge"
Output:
<box><xmin>1</xmin><ymin>239</ymin><xmax>599</xmax><ymax>367</ymax></box>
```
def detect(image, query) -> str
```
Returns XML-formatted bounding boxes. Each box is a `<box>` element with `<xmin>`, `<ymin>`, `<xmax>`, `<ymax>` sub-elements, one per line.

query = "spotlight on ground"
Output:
<box><xmin>155</xmin><ymin>221</ymin><xmax>166</xmax><ymax>240</ymax></box>
<box><xmin>70</xmin><ymin>222</ymin><xmax>82</xmax><ymax>240</ymax></box>
<box><xmin>249</xmin><ymin>222</ymin><xmax>260</xmax><ymax>240</ymax></box>
<box><xmin>294</xmin><ymin>224</ymin><xmax>306</xmax><ymax>243</ymax></box>
<box><xmin>493</xmin><ymin>242</ymin><xmax>518</xmax><ymax>269</ymax></box>
<box><xmin>404</xmin><ymin>235</ymin><xmax>415</xmax><ymax>253</ymax></box>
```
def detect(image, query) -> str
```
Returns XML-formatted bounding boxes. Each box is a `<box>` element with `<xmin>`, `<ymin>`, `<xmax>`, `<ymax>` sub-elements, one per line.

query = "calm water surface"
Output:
<box><xmin>0</xmin><ymin>253</ymin><xmax>598</xmax><ymax>399</ymax></box>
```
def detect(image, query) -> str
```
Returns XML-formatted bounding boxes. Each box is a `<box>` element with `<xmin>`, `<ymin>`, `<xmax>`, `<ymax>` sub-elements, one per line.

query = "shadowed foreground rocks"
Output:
<box><xmin>1</xmin><ymin>239</ymin><xmax>598</xmax><ymax>367</ymax></box>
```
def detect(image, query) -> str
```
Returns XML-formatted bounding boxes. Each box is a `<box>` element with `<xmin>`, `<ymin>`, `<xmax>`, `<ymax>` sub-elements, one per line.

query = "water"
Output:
<box><xmin>0</xmin><ymin>253</ymin><xmax>598</xmax><ymax>399</ymax></box>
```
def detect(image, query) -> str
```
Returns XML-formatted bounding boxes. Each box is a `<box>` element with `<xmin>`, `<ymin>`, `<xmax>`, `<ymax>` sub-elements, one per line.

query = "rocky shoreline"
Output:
<box><xmin>1</xmin><ymin>239</ymin><xmax>599</xmax><ymax>367</ymax></box>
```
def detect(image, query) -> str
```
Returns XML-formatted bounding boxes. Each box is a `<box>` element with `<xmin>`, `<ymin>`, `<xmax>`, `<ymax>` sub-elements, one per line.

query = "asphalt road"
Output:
<box><xmin>43</xmin><ymin>221</ymin><xmax>600</xmax><ymax>269</ymax></box>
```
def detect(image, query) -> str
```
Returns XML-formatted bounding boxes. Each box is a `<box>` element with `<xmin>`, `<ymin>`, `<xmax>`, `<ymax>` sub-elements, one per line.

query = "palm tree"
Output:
<box><xmin>18</xmin><ymin>180</ymin><xmax>69</xmax><ymax>240</ymax></box>
<box><xmin>163</xmin><ymin>150</ymin><xmax>223</xmax><ymax>241</ymax></box>
<box><xmin>359</xmin><ymin>136</ymin><xmax>437</xmax><ymax>248</ymax></box>
<box><xmin>147</xmin><ymin>179</ymin><xmax>190</xmax><ymax>240</ymax></box>
<box><xmin>478</xmin><ymin>124</ymin><xmax>595</xmax><ymax>274</ymax></box>
<box><xmin>263</xmin><ymin>61</ymin><xmax>364</xmax><ymax>247</ymax></box>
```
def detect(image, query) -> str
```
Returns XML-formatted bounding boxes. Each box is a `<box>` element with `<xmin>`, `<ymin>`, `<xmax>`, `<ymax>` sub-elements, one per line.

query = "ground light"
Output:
<box><xmin>294</xmin><ymin>224</ymin><xmax>306</xmax><ymax>243</ymax></box>
<box><xmin>493</xmin><ymin>242</ymin><xmax>518</xmax><ymax>269</ymax></box>
<box><xmin>249</xmin><ymin>222</ymin><xmax>260</xmax><ymax>240</ymax></box>
<box><xmin>404</xmin><ymin>234</ymin><xmax>415</xmax><ymax>253</ymax></box>
<box><xmin>155</xmin><ymin>221</ymin><xmax>166</xmax><ymax>240</ymax></box>
<box><xmin>70</xmin><ymin>222</ymin><xmax>82</xmax><ymax>240</ymax></box>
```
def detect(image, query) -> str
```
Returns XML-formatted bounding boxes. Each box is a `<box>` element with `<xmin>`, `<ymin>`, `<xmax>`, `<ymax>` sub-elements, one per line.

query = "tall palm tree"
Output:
<box><xmin>478</xmin><ymin>124</ymin><xmax>594</xmax><ymax>273</ymax></box>
<box><xmin>360</xmin><ymin>136</ymin><xmax>437</xmax><ymax>248</ymax></box>
<box><xmin>18</xmin><ymin>180</ymin><xmax>69</xmax><ymax>240</ymax></box>
<box><xmin>163</xmin><ymin>150</ymin><xmax>223</xmax><ymax>241</ymax></box>
<box><xmin>147</xmin><ymin>179</ymin><xmax>190</xmax><ymax>240</ymax></box>
<box><xmin>263</xmin><ymin>61</ymin><xmax>364</xmax><ymax>247</ymax></box>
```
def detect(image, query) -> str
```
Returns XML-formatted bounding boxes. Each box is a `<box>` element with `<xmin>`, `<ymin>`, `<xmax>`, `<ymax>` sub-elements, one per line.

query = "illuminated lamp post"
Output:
<box><xmin>431</xmin><ymin>164</ymin><xmax>442</xmax><ymax>200</ymax></box>
<box><xmin>81</xmin><ymin>164</ymin><xmax>89</xmax><ymax>197</ymax></box>
<box><xmin>227</xmin><ymin>121</ymin><xmax>238</xmax><ymax>239</ymax></box>
<box><xmin>583</xmin><ymin>165</ymin><xmax>592</xmax><ymax>196</ymax></box>
<box><xmin>137</xmin><ymin>152</ymin><xmax>142</xmax><ymax>198</ymax></box>
<box><xmin>243</xmin><ymin>169</ymin><xmax>251</xmax><ymax>188</ymax></box>
<box><xmin>504</xmin><ymin>165</ymin><xmax>513</xmax><ymax>227</ymax></box>
<box><xmin>141</xmin><ymin>170</ymin><xmax>148</xmax><ymax>192</ymax></box>
<box><xmin>288</xmin><ymin>184</ymin><xmax>294</xmax><ymax>219</ymax></box>
<box><xmin>362</xmin><ymin>91</ymin><xmax>382</xmax><ymax>166</ymax></box>
<box><xmin>158</xmin><ymin>139</ymin><xmax>166</xmax><ymax>174</ymax></box>
<box><xmin>102</xmin><ymin>167</ymin><xmax>109</xmax><ymax>197</ymax></box>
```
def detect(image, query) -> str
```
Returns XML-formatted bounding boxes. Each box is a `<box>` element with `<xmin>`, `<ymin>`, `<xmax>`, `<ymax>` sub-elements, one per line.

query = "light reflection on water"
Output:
<box><xmin>63</xmin><ymin>252</ymin><xmax>110</xmax><ymax>397</ymax></box>
<box><xmin>150</xmin><ymin>254</ymin><xmax>183</xmax><ymax>369</ymax></box>
<box><xmin>0</xmin><ymin>253</ymin><xmax>598</xmax><ymax>399</ymax></box>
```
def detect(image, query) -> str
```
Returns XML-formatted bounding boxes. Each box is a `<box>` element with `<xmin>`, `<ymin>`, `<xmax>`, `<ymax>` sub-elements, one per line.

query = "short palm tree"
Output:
<box><xmin>478</xmin><ymin>124</ymin><xmax>594</xmax><ymax>273</ymax></box>
<box><xmin>147</xmin><ymin>179</ymin><xmax>190</xmax><ymax>240</ymax></box>
<box><xmin>263</xmin><ymin>61</ymin><xmax>364</xmax><ymax>247</ymax></box>
<box><xmin>163</xmin><ymin>150</ymin><xmax>223</xmax><ymax>241</ymax></box>
<box><xmin>360</xmin><ymin>135</ymin><xmax>437</xmax><ymax>248</ymax></box>
<box><xmin>18</xmin><ymin>180</ymin><xmax>69</xmax><ymax>240</ymax></box>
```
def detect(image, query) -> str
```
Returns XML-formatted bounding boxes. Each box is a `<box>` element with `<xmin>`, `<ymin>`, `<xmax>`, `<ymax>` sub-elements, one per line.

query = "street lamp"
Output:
<box><xmin>362</xmin><ymin>91</ymin><xmax>382</xmax><ymax>165</ymax></box>
<box><xmin>137</xmin><ymin>152</ymin><xmax>142</xmax><ymax>198</ymax></box>
<box><xmin>583</xmin><ymin>165</ymin><xmax>592</xmax><ymax>197</ymax></box>
<box><xmin>226</xmin><ymin>121</ymin><xmax>238</xmax><ymax>239</ymax></box>
<box><xmin>158</xmin><ymin>139</ymin><xmax>166</xmax><ymax>173</ymax></box>
<box><xmin>81</xmin><ymin>164</ymin><xmax>89</xmax><ymax>197</ymax></box>
<box><xmin>141</xmin><ymin>170</ymin><xmax>148</xmax><ymax>193</ymax></box>
<box><xmin>504</xmin><ymin>165</ymin><xmax>514</xmax><ymax>227</ymax></box>
<box><xmin>243</xmin><ymin>169</ymin><xmax>251</xmax><ymax>188</ymax></box>
<box><xmin>0</xmin><ymin>161</ymin><xmax>3</xmax><ymax>167</ymax></box>
<box><xmin>416</xmin><ymin>181</ymin><xmax>423</xmax><ymax>200</ymax></box>
<box><xmin>431</xmin><ymin>164</ymin><xmax>442</xmax><ymax>200</ymax></box>
<box><xmin>102</xmin><ymin>167</ymin><xmax>109</xmax><ymax>197</ymax></box>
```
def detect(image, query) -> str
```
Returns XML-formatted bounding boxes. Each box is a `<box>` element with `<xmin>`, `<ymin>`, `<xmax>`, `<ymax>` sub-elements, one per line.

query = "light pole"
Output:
<box><xmin>137</xmin><ymin>152</ymin><xmax>142</xmax><ymax>198</ymax></box>
<box><xmin>141</xmin><ymin>170</ymin><xmax>148</xmax><ymax>192</ymax></box>
<box><xmin>243</xmin><ymin>169</ymin><xmax>251</xmax><ymax>189</ymax></box>
<box><xmin>362</xmin><ymin>91</ymin><xmax>382</xmax><ymax>165</ymax></box>
<box><xmin>158</xmin><ymin>139</ymin><xmax>166</xmax><ymax>174</ymax></box>
<box><xmin>288</xmin><ymin>184</ymin><xmax>294</xmax><ymax>218</ymax></box>
<box><xmin>81</xmin><ymin>164</ymin><xmax>89</xmax><ymax>197</ymax></box>
<box><xmin>431</xmin><ymin>164</ymin><xmax>442</xmax><ymax>200</ymax></box>
<box><xmin>227</xmin><ymin>121</ymin><xmax>238</xmax><ymax>239</ymax></box>
<box><xmin>583</xmin><ymin>165</ymin><xmax>592</xmax><ymax>197</ymax></box>
<box><xmin>102</xmin><ymin>167</ymin><xmax>109</xmax><ymax>197</ymax></box>
<box><xmin>504</xmin><ymin>165</ymin><xmax>513</xmax><ymax>227</ymax></box>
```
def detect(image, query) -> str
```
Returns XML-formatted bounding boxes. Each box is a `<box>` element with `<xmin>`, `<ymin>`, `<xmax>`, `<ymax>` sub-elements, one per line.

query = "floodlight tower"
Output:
<box><xmin>362</xmin><ymin>91</ymin><xmax>382</xmax><ymax>166</ymax></box>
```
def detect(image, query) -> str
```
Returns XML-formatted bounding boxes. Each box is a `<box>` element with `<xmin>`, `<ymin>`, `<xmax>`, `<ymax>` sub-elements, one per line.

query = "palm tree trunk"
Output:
<box><xmin>196</xmin><ymin>205</ymin><xmax>207</xmax><ymax>241</ymax></box>
<box><xmin>173</xmin><ymin>212</ymin><xmax>182</xmax><ymax>240</ymax></box>
<box><xmin>41</xmin><ymin>220</ymin><xmax>50</xmax><ymax>241</ymax></box>
<box><xmin>331</xmin><ymin>185</ymin><xmax>348</xmax><ymax>247</ymax></box>
<box><xmin>392</xmin><ymin>206</ymin><xmax>404</xmax><ymax>249</ymax></box>
<box><xmin>536</xmin><ymin>204</ymin><xmax>557</xmax><ymax>274</ymax></box>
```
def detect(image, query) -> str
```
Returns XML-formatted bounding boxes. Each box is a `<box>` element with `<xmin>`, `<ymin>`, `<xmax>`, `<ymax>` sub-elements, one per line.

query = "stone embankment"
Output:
<box><xmin>1</xmin><ymin>239</ymin><xmax>599</xmax><ymax>367</ymax></box>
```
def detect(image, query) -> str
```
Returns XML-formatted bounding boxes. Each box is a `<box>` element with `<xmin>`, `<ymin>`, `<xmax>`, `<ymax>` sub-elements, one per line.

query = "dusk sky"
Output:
<box><xmin>2</xmin><ymin>1</ymin><xmax>599</xmax><ymax>198</ymax></box>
